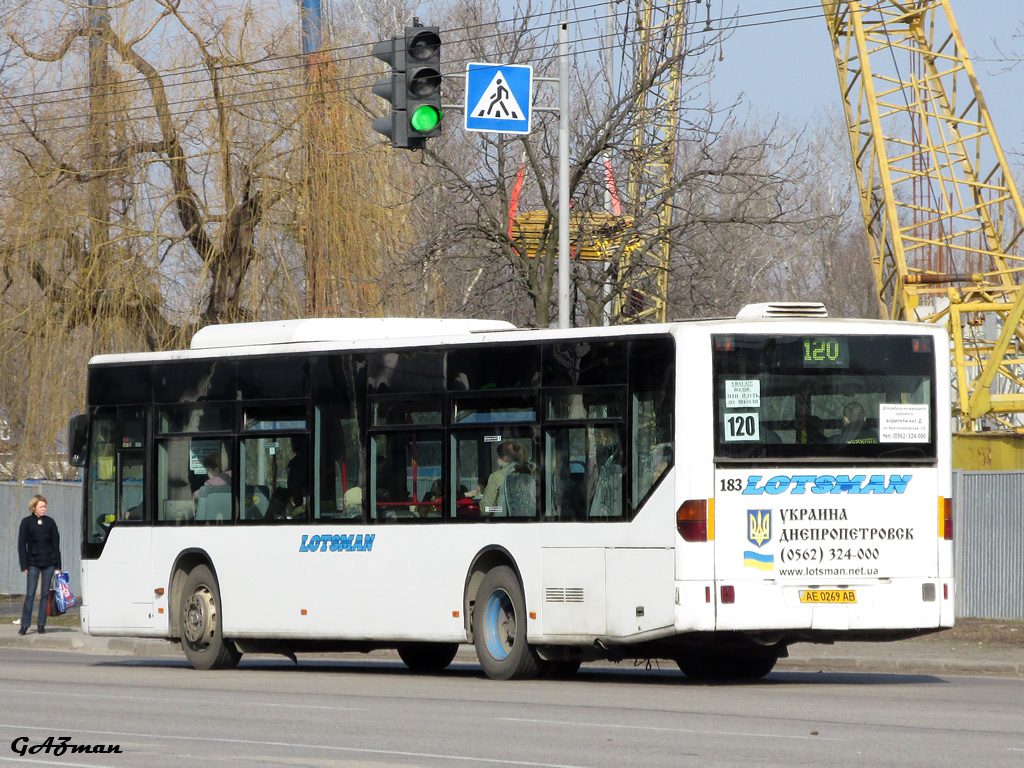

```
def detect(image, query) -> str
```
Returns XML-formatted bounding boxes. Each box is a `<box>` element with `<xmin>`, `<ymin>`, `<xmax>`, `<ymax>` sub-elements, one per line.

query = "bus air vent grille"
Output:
<box><xmin>736</xmin><ymin>302</ymin><xmax>829</xmax><ymax>320</ymax></box>
<box><xmin>546</xmin><ymin>587</ymin><xmax>585</xmax><ymax>603</ymax></box>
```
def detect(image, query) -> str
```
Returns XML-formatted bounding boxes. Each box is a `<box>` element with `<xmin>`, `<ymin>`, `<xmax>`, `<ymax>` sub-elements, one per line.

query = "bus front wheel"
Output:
<box><xmin>473</xmin><ymin>566</ymin><xmax>541</xmax><ymax>680</ymax></box>
<box><xmin>180</xmin><ymin>564</ymin><xmax>241</xmax><ymax>670</ymax></box>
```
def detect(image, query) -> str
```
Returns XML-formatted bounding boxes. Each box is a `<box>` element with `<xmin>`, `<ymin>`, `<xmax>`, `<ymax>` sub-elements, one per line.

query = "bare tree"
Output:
<box><xmin>0</xmin><ymin>1</ymin><xmax>408</xmax><ymax>474</ymax></box>
<box><xmin>379</xmin><ymin>1</ymin><xmax>838</xmax><ymax>327</ymax></box>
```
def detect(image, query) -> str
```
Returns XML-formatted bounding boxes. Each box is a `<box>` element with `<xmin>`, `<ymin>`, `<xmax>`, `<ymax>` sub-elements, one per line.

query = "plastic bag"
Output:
<box><xmin>53</xmin><ymin>571</ymin><xmax>76</xmax><ymax>613</ymax></box>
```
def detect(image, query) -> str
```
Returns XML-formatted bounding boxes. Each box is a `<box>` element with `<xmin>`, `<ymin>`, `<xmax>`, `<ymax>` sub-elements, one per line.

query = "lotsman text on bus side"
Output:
<box><xmin>742</xmin><ymin>474</ymin><xmax>911</xmax><ymax>495</ymax></box>
<box><xmin>299</xmin><ymin>533</ymin><xmax>375</xmax><ymax>553</ymax></box>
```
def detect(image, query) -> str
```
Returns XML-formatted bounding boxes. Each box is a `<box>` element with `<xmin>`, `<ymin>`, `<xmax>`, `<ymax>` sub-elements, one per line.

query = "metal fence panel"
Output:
<box><xmin>1</xmin><ymin>483</ymin><xmax>81</xmax><ymax>597</ymax></box>
<box><xmin>954</xmin><ymin>470</ymin><xmax>1024</xmax><ymax>620</ymax></box>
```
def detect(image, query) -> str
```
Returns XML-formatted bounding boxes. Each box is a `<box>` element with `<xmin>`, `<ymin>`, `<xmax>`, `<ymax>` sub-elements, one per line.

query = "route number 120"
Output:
<box><xmin>724</xmin><ymin>412</ymin><xmax>759</xmax><ymax>442</ymax></box>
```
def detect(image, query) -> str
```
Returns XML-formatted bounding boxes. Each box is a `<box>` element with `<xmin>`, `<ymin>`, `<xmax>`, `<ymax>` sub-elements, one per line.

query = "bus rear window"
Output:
<box><xmin>712</xmin><ymin>334</ymin><xmax>937</xmax><ymax>461</ymax></box>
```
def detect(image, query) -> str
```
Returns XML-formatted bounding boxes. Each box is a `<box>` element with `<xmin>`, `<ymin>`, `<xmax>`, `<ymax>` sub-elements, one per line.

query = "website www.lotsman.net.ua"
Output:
<box><xmin>778</xmin><ymin>566</ymin><xmax>879</xmax><ymax>577</ymax></box>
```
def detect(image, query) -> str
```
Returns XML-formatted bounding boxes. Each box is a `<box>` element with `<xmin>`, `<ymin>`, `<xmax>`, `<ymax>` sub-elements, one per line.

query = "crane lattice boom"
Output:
<box><xmin>824</xmin><ymin>0</ymin><xmax>1024</xmax><ymax>433</ymax></box>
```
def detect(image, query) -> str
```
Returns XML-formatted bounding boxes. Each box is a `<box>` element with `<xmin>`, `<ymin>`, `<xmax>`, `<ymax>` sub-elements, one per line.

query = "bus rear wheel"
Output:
<box><xmin>473</xmin><ymin>566</ymin><xmax>541</xmax><ymax>680</ymax></box>
<box><xmin>397</xmin><ymin>642</ymin><xmax>459</xmax><ymax>673</ymax></box>
<box><xmin>180</xmin><ymin>564</ymin><xmax>241</xmax><ymax>670</ymax></box>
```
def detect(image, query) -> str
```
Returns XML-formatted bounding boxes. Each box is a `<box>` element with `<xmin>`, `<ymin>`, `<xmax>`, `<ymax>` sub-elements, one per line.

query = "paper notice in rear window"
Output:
<box><xmin>725</xmin><ymin>379</ymin><xmax>760</xmax><ymax>409</ymax></box>
<box><xmin>879</xmin><ymin>403</ymin><xmax>929</xmax><ymax>442</ymax></box>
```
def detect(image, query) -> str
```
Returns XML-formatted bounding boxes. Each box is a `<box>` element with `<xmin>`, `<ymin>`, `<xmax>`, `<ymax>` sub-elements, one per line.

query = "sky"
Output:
<box><xmin>705</xmin><ymin>1</ymin><xmax>1024</xmax><ymax>156</ymax></box>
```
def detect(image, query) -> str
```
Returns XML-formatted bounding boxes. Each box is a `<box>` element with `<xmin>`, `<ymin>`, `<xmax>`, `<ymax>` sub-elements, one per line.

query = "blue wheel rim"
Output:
<box><xmin>484</xmin><ymin>589</ymin><xmax>514</xmax><ymax>661</ymax></box>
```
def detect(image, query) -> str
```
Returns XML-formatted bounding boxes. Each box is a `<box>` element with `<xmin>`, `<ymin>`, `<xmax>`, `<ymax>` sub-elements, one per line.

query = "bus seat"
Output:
<box><xmin>503</xmin><ymin>472</ymin><xmax>536</xmax><ymax>517</ymax></box>
<box><xmin>196</xmin><ymin>485</ymin><xmax>232</xmax><ymax>521</ymax></box>
<box><xmin>162</xmin><ymin>499</ymin><xmax>195</xmax><ymax>523</ymax></box>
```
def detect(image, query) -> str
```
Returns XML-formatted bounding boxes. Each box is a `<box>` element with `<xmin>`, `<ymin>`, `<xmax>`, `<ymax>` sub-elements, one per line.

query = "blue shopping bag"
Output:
<box><xmin>53</xmin><ymin>571</ymin><xmax>76</xmax><ymax>613</ymax></box>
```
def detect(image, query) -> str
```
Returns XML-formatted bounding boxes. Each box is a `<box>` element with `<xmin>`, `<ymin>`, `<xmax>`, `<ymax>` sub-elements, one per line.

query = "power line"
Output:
<box><xmin>0</xmin><ymin>3</ymin><xmax>824</xmax><ymax>112</ymax></box>
<box><xmin>0</xmin><ymin>4</ymin><xmax>826</xmax><ymax>146</ymax></box>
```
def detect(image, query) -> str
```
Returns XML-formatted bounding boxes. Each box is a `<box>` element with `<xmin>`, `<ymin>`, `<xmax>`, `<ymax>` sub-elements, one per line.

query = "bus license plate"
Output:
<box><xmin>800</xmin><ymin>589</ymin><xmax>856</xmax><ymax>604</ymax></box>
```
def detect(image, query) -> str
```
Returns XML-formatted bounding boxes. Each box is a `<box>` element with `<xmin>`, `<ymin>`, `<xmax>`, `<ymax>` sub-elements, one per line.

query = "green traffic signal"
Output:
<box><xmin>370</xmin><ymin>23</ymin><xmax>442</xmax><ymax>149</ymax></box>
<box><xmin>410</xmin><ymin>104</ymin><xmax>442</xmax><ymax>133</ymax></box>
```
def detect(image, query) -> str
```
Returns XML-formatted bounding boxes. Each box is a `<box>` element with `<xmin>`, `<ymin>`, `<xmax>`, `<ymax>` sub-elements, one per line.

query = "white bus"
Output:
<box><xmin>69</xmin><ymin>303</ymin><xmax>953</xmax><ymax>680</ymax></box>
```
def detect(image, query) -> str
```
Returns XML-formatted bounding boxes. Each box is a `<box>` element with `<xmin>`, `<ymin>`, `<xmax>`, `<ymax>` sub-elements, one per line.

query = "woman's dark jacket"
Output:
<box><xmin>18</xmin><ymin>514</ymin><xmax>61</xmax><ymax>571</ymax></box>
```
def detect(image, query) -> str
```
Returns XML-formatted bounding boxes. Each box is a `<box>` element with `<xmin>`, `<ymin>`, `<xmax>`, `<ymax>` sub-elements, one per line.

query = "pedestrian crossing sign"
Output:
<box><xmin>464</xmin><ymin>63</ymin><xmax>533</xmax><ymax>135</ymax></box>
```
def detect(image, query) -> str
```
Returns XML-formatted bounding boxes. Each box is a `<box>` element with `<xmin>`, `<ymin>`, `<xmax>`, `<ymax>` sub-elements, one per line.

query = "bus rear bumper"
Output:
<box><xmin>709</xmin><ymin>577</ymin><xmax>955</xmax><ymax>633</ymax></box>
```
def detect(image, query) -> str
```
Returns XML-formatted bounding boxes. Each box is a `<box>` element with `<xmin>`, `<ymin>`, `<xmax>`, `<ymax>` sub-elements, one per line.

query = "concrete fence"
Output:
<box><xmin>2</xmin><ymin>475</ymin><xmax>1022</xmax><ymax>619</ymax></box>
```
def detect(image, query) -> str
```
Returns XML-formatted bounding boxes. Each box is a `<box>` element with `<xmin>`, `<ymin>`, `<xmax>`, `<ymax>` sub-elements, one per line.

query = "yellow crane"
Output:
<box><xmin>614</xmin><ymin>0</ymin><xmax>693</xmax><ymax>323</ymax></box>
<box><xmin>509</xmin><ymin>1</ymin><xmax>694</xmax><ymax>325</ymax></box>
<box><xmin>823</xmin><ymin>0</ymin><xmax>1024</xmax><ymax>468</ymax></box>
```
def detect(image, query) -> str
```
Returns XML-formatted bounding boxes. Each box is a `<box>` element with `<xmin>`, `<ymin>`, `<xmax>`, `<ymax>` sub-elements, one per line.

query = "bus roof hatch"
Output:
<box><xmin>190</xmin><ymin>318</ymin><xmax>517</xmax><ymax>349</ymax></box>
<box><xmin>735</xmin><ymin>302</ymin><xmax>829</xmax><ymax>320</ymax></box>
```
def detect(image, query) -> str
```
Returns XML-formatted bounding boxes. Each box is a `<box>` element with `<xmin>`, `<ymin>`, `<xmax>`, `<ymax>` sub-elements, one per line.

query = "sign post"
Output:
<box><xmin>462</xmin><ymin>35</ymin><xmax>569</xmax><ymax>330</ymax></box>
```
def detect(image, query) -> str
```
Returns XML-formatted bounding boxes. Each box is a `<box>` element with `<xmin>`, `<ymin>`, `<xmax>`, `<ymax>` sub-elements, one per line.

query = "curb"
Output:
<box><xmin>777</xmin><ymin>655</ymin><xmax>1024</xmax><ymax>679</ymax></box>
<box><xmin>2</xmin><ymin>629</ymin><xmax>1021</xmax><ymax>679</ymax></box>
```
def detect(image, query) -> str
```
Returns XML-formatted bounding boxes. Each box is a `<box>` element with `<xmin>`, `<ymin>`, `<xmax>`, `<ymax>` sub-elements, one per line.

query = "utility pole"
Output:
<box><xmin>87</xmin><ymin>0</ymin><xmax>111</xmax><ymax>338</ymax></box>
<box><xmin>602</xmin><ymin>0</ymin><xmax>616</xmax><ymax>325</ymax></box>
<box><xmin>300</xmin><ymin>0</ymin><xmax>333</xmax><ymax>317</ymax></box>
<box><xmin>557</xmin><ymin>20</ymin><xmax>570</xmax><ymax>329</ymax></box>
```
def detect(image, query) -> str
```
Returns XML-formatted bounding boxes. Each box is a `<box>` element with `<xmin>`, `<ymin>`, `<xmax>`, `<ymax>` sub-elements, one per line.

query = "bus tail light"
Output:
<box><xmin>720</xmin><ymin>585</ymin><xmax>735</xmax><ymax>604</ymax></box>
<box><xmin>939</xmin><ymin>497</ymin><xmax>953</xmax><ymax>540</ymax></box>
<box><xmin>677</xmin><ymin>499</ymin><xmax>708</xmax><ymax>542</ymax></box>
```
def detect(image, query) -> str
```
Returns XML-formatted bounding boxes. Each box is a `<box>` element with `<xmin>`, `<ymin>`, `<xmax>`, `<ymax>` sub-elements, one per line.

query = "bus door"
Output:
<box><xmin>83</xmin><ymin>407</ymin><xmax>154</xmax><ymax>631</ymax></box>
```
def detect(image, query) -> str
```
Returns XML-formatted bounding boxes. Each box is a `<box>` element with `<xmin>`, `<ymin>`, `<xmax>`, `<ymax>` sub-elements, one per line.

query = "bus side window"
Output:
<box><xmin>545</xmin><ymin>426</ymin><xmax>624</xmax><ymax>521</ymax></box>
<box><xmin>370</xmin><ymin>430</ymin><xmax>442</xmax><ymax>522</ymax></box>
<box><xmin>156</xmin><ymin>437</ymin><xmax>198</xmax><ymax>524</ymax></box>
<box><xmin>316</xmin><ymin>405</ymin><xmax>365</xmax><ymax>522</ymax></box>
<box><xmin>630</xmin><ymin>338</ymin><xmax>674</xmax><ymax>509</ymax></box>
<box><xmin>241</xmin><ymin>434</ymin><xmax>308</xmax><ymax>523</ymax></box>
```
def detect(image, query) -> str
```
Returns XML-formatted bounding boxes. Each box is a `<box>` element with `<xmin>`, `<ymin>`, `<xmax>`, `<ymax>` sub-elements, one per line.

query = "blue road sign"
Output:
<box><xmin>464</xmin><ymin>63</ymin><xmax>532</xmax><ymax>135</ymax></box>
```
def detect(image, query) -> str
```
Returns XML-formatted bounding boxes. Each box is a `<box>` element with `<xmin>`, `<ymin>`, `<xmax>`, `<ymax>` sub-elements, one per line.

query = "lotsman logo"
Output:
<box><xmin>742</xmin><ymin>474</ymin><xmax>911</xmax><ymax>495</ymax></box>
<box><xmin>299</xmin><ymin>533</ymin><xmax>375</xmax><ymax>553</ymax></box>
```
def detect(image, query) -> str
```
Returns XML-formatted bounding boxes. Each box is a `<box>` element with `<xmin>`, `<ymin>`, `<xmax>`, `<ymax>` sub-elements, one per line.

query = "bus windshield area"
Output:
<box><xmin>712</xmin><ymin>334</ymin><xmax>937</xmax><ymax>462</ymax></box>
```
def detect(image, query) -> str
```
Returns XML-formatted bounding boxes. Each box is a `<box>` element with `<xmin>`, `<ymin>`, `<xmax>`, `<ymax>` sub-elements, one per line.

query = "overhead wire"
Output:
<box><xmin>0</xmin><ymin>3</ymin><xmax>823</xmax><ymax>114</ymax></box>
<box><xmin>3</xmin><ymin>0</ymin><xmax>822</xmax><ymax>111</ymax></box>
<box><xmin>0</xmin><ymin>3</ymin><xmax>826</xmax><ymax>148</ymax></box>
<box><xmin>2</xmin><ymin>2</ymin><xmax>818</xmax><ymax>114</ymax></box>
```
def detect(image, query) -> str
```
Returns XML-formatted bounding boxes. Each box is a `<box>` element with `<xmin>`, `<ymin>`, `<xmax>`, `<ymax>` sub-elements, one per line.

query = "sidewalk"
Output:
<box><xmin>1</xmin><ymin>605</ymin><xmax>1020</xmax><ymax>678</ymax></box>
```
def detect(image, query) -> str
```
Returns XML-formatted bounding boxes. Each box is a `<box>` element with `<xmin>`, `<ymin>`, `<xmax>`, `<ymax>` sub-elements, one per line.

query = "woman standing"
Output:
<box><xmin>17</xmin><ymin>495</ymin><xmax>61</xmax><ymax>635</ymax></box>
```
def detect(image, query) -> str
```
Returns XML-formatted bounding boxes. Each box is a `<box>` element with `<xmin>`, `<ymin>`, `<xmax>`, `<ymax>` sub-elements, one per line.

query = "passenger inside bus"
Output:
<box><xmin>838</xmin><ymin>401</ymin><xmax>878</xmax><ymax>444</ymax></box>
<box><xmin>480</xmin><ymin>441</ymin><xmax>533</xmax><ymax>517</ymax></box>
<box><xmin>266</xmin><ymin>487</ymin><xmax>306</xmax><ymax>521</ymax></box>
<box><xmin>193</xmin><ymin>452</ymin><xmax>232</xmax><ymax>501</ymax></box>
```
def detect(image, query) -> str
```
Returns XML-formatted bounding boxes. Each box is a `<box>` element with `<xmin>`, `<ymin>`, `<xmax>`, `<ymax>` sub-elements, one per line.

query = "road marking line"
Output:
<box><xmin>0</xmin><ymin>687</ymin><xmax>361</xmax><ymax>711</ymax></box>
<box><xmin>0</xmin><ymin>758</ymin><xmax>118</xmax><ymax>768</ymax></box>
<box><xmin>500</xmin><ymin>717</ymin><xmax>844</xmax><ymax>742</ymax></box>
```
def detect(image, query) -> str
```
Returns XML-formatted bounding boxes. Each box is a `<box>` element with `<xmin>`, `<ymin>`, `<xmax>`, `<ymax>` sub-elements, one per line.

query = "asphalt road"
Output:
<box><xmin>0</xmin><ymin>647</ymin><xmax>1022</xmax><ymax>768</ymax></box>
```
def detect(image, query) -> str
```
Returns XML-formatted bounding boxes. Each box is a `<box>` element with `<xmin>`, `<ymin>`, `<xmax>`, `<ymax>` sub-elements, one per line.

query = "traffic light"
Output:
<box><xmin>371</xmin><ymin>23</ymin><xmax>442</xmax><ymax>150</ymax></box>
